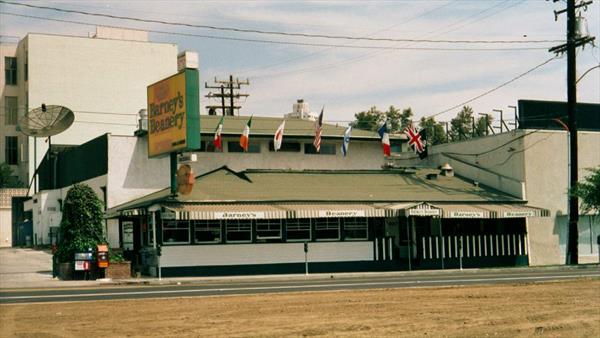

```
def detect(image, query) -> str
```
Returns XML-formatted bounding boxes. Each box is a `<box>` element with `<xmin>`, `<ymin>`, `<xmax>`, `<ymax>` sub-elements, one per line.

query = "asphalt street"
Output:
<box><xmin>1</xmin><ymin>268</ymin><xmax>598</xmax><ymax>304</ymax></box>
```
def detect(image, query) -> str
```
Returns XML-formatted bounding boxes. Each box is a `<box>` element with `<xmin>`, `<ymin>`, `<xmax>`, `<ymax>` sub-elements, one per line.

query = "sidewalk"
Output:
<box><xmin>1</xmin><ymin>247</ymin><xmax>598</xmax><ymax>290</ymax></box>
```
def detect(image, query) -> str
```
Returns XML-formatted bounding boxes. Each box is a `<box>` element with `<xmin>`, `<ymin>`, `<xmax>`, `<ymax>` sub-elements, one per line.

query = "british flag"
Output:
<box><xmin>404</xmin><ymin>127</ymin><xmax>428</xmax><ymax>159</ymax></box>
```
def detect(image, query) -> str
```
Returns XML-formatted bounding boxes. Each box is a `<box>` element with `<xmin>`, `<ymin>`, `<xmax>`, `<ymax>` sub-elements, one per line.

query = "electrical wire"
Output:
<box><xmin>426</xmin><ymin>56</ymin><xmax>560</xmax><ymax>119</ymax></box>
<box><xmin>0</xmin><ymin>12</ymin><xmax>553</xmax><ymax>52</ymax></box>
<box><xmin>0</xmin><ymin>0</ymin><xmax>565</xmax><ymax>45</ymax></box>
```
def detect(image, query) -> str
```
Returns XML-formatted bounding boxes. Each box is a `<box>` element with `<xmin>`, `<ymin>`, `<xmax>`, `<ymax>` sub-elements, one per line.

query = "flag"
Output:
<box><xmin>341</xmin><ymin>125</ymin><xmax>351</xmax><ymax>157</ymax></box>
<box><xmin>239</xmin><ymin>116</ymin><xmax>253</xmax><ymax>152</ymax></box>
<box><xmin>404</xmin><ymin>127</ymin><xmax>427</xmax><ymax>159</ymax></box>
<box><xmin>418</xmin><ymin>128</ymin><xmax>428</xmax><ymax>159</ymax></box>
<box><xmin>313</xmin><ymin>107</ymin><xmax>324</xmax><ymax>152</ymax></box>
<box><xmin>274</xmin><ymin>120</ymin><xmax>285</xmax><ymax>151</ymax></box>
<box><xmin>213</xmin><ymin>115</ymin><xmax>224</xmax><ymax>150</ymax></box>
<box><xmin>377</xmin><ymin>122</ymin><xmax>391</xmax><ymax>156</ymax></box>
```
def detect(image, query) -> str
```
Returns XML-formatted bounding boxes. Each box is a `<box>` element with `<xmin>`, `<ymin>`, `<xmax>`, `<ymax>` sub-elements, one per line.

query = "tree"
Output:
<box><xmin>55</xmin><ymin>183</ymin><xmax>105</xmax><ymax>263</ymax></box>
<box><xmin>449</xmin><ymin>106</ymin><xmax>475</xmax><ymax>141</ymax></box>
<box><xmin>475</xmin><ymin>114</ymin><xmax>493</xmax><ymax>137</ymax></box>
<box><xmin>351</xmin><ymin>106</ymin><xmax>383</xmax><ymax>132</ymax></box>
<box><xmin>352</xmin><ymin>105</ymin><xmax>414</xmax><ymax>133</ymax></box>
<box><xmin>0</xmin><ymin>162</ymin><xmax>24</xmax><ymax>188</ymax></box>
<box><xmin>419</xmin><ymin>116</ymin><xmax>447</xmax><ymax>145</ymax></box>
<box><xmin>571</xmin><ymin>167</ymin><xmax>600</xmax><ymax>216</ymax></box>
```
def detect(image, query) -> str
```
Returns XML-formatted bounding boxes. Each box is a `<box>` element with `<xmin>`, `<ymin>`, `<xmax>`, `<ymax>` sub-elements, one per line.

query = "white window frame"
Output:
<box><xmin>286</xmin><ymin>218</ymin><xmax>311</xmax><ymax>242</ymax></box>
<box><xmin>162</xmin><ymin>220</ymin><xmax>191</xmax><ymax>245</ymax></box>
<box><xmin>193</xmin><ymin>220</ymin><xmax>222</xmax><ymax>243</ymax></box>
<box><xmin>314</xmin><ymin>218</ymin><xmax>340</xmax><ymax>241</ymax></box>
<box><xmin>343</xmin><ymin>217</ymin><xmax>369</xmax><ymax>240</ymax></box>
<box><xmin>225</xmin><ymin>219</ymin><xmax>252</xmax><ymax>243</ymax></box>
<box><xmin>255</xmin><ymin>219</ymin><xmax>282</xmax><ymax>240</ymax></box>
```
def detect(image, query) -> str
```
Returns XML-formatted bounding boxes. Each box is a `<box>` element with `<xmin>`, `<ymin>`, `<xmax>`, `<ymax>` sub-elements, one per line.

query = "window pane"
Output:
<box><xmin>256</xmin><ymin>219</ymin><xmax>282</xmax><ymax>240</ymax></box>
<box><xmin>286</xmin><ymin>219</ymin><xmax>311</xmax><ymax>241</ymax></box>
<box><xmin>5</xmin><ymin>136</ymin><xmax>18</xmax><ymax>165</ymax></box>
<box><xmin>314</xmin><ymin>218</ymin><xmax>340</xmax><ymax>240</ymax></box>
<box><xmin>228</xmin><ymin>141</ymin><xmax>260</xmax><ymax>153</ymax></box>
<box><xmin>304</xmin><ymin>143</ymin><xmax>335</xmax><ymax>155</ymax></box>
<box><xmin>5</xmin><ymin>96</ymin><xmax>18</xmax><ymax>125</ymax></box>
<box><xmin>344</xmin><ymin>217</ymin><xmax>368</xmax><ymax>240</ymax></box>
<box><xmin>268</xmin><ymin>141</ymin><xmax>301</xmax><ymax>152</ymax></box>
<box><xmin>162</xmin><ymin>220</ymin><xmax>190</xmax><ymax>244</ymax></box>
<box><xmin>4</xmin><ymin>57</ymin><xmax>17</xmax><ymax>85</ymax></box>
<box><xmin>193</xmin><ymin>220</ymin><xmax>221</xmax><ymax>243</ymax></box>
<box><xmin>226</xmin><ymin>219</ymin><xmax>252</xmax><ymax>242</ymax></box>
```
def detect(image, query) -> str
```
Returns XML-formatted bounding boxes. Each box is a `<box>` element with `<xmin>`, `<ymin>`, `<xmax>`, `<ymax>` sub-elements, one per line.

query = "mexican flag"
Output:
<box><xmin>213</xmin><ymin>115</ymin><xmax>224</xmax><ymax>150</ymax></box>
<box><xmin>239</xmin><ymin>116</ymin><xmax>253</xmax><ymax>152</ymax></box>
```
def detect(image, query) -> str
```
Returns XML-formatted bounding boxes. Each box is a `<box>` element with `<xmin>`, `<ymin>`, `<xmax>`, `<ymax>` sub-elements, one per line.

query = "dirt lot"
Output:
<box><xmin>1</xmin><ymin>279</ymin><xmax>599</xmax><ymax>337</ymax></box>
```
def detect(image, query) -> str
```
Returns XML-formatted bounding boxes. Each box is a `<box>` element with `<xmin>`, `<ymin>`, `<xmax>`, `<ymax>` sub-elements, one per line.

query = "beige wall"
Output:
<box><xmin>0</xmin><ymin>43</ymin><xmax>28</xmax><ymax>184</ymax></box>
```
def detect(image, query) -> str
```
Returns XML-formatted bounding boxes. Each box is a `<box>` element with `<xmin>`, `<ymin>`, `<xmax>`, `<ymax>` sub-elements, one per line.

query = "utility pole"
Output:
<box><xmin>205</xmin><ymin>75</ymin><xmax>250</xmax><ymax>116</ymax></box>
<box><xmin>549</xmin><ymin>0</ymin><xmax>595</xmax><ymax>265</ymax></box>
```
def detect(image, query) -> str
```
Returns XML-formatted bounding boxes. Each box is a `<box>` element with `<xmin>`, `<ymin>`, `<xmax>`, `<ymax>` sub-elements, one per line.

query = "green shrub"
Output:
<box><xmin>55</xmin><ymin>184</ymin><xmax>106</xmax><ymax>263</ymax></box>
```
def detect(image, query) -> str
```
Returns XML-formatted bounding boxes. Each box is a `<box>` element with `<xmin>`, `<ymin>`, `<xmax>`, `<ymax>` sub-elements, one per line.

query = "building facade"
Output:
<box><xmin>1</xmin><ymin>27</ymin><xmax>178</xmax><ymax>188</ymax></box>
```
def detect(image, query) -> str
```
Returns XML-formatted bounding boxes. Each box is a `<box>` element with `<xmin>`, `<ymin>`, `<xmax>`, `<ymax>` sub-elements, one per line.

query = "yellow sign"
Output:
<box><xmin>147</xmin><ymin>69</ymin><xmax>199</xmax><ymax>157</ymax></box>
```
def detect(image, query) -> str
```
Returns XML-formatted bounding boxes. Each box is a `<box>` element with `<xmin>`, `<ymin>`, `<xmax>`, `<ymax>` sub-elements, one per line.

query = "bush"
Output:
<box><xmin>55</xmin><ymin>184</ymin><xmax>106</xmax><ymax>263</ymax></box>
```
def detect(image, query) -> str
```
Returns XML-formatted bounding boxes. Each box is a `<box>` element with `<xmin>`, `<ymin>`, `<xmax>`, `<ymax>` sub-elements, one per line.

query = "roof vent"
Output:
<box><xmin>440</xmin><ymin>163</ymin><xmax>454</xmax><ymax>177</ymax></box>
<box><xmin>135</xmin><ymin>109</ymin><xmax>148</xmax><ymax>136</ymax></box>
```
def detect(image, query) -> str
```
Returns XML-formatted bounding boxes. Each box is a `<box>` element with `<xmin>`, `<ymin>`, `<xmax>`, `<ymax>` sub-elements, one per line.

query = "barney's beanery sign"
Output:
<box><xmin>147</xmin><ymin>69</ymin><xmax>200</xmax><ymax>157</ymax></box>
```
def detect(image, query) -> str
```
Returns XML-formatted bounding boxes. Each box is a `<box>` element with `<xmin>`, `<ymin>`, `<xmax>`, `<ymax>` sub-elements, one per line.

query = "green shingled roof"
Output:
<box><xmin>198</xmin><ymin>115</ymin><xmax>399</xmax><ymax>140</ymax></box>
<box><xmin>108</xmin><ymin>166</ymin><xmax>522</xmax><ymax>214</ymax></box>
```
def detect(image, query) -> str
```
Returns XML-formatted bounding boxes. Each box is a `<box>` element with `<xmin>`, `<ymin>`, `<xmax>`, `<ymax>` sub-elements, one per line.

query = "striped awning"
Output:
<box><xmin>431</xmin><ymin>203</ymin><xmax>549</xmax><ymax>219</ymax></box>
<box><xmin>267</xmin><ymin>203</ymin><xmax>390</xmax><ymax>218</ymax></box>
<box><xmin>385</xmin><ymin>202</ymin><xmax>443</xmax><ymax>217</ymax></box>
<box><xmin>163</xmin><ymin>204</ymin><xmax>289</xmax><ymax>220</ymax></box>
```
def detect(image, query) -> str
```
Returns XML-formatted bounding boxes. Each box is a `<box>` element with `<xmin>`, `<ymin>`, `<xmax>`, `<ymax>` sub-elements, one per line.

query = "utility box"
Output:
<box><xmin>97</xmin><ymin>244</ymin><xmax>109</xmax><ymax>268</ymax></box>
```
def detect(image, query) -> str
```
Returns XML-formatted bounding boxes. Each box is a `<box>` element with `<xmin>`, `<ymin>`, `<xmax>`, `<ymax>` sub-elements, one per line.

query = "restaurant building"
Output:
<box><xmin>107</xmin><ymin>165</ymin><xmax>548</xmax><ymax>277</ymax></box>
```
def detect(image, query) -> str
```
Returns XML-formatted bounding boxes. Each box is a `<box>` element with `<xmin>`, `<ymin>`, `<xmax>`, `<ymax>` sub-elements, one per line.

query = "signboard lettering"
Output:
<box><xmin>448</xmin><ymin>211</ymin><xmax>485</xmax><ymax>218</ymax></box>
<box><xmin>408</xmin><ymin>208</ymin><xmax>441</xmax><ymax>217</ymax></box>
<box><xmin>215</xmin><ymin>212</ymin><xmax>265</xmax><ymax>219</ymax></box>
<box><xmin>318</xmin><ymin>210</ymin><xmax>366</xmax><ymax>218</ymax></box>
<box><xmin>503</xmin><ymin>211</ymin><xmax>536</xmax><ymax>218</ymax></box>
<box><xmin>147</xmin><ymin>69</ymin><xmax>200</xmax><ymax>157</ymax></box>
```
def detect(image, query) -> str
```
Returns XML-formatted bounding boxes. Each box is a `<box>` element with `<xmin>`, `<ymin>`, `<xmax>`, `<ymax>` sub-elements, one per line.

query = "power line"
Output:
<box><xmin>0</xmin><ymin>0</ymin><xmax>565</xmax><ymax>45</ymax></box>
<box><xmin>427</xmin><ymin>56</ymin><xmax>560</xmax><ymax>119</ymax></box>
<box><xmin>0</xmin><ymin>12</ymin><xmax>553</xmax><ymax>52</ymax></box>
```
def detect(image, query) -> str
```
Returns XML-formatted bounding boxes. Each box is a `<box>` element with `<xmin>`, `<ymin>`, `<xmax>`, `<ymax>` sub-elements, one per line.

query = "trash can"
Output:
<box><xmin>25</xmin><ymin>235</ymin><xmax>31</xmax><ymax>247</ymax></box>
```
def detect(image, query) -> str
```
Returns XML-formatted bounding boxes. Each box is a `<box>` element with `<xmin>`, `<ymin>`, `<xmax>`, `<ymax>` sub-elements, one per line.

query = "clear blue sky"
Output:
<box><xmin>1</xmin><ymin>0</ymin><xmax>599</xmax><ymax>126</ymax></box>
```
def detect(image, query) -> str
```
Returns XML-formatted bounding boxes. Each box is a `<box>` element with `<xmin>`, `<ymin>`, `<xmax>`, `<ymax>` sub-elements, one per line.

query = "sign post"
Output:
<box><xmin>304</xmin><ymin>242</ymin><xmax>309</xmax><ymax>276</ymax></box>
<box><xmin>147</xmin><ymin>69</ymin><xmax>200</xmax><ymax>196</ymax></box>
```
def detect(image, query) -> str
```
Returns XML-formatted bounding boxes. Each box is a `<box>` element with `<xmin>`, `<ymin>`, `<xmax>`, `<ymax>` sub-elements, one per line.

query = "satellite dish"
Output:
<box><xmin>18</xmin><ymin>104</ymin><xmax>74</xmax><ymax>138</ymax></box>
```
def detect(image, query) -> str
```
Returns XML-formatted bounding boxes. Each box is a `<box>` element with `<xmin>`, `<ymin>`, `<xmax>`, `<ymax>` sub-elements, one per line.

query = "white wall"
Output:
<box><xmin>161</xmin><ymin>241</ymin><xmax>374</xmax><ymax>267</ymax></box>
<box><xmin>23</xmin><ymin>33</ymin><xmax>178</xmax><ymax>187</ymax></box>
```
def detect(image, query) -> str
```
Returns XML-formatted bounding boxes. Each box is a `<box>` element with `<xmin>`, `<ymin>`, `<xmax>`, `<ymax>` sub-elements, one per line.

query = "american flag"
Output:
<box><xmin>313</xmin><ymin>107</ymin><xmax>324</xmax><ymax>152</ymax></box>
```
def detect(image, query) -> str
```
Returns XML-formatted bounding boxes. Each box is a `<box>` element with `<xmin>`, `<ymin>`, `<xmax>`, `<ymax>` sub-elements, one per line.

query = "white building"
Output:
<box><xmin>28</xmin><ymin>116</ymin><xmax>400</xmax><ymax>248</ymax></box>
<box><xmin>1</xmin><ymin>27</ymin><xmax>177</xmax><ymax>189</ymax></box>
<box><xmin>284</xmin><ymin>99</ymin><xmax>318</xmax><ymax>121</ymax></box>
<box><xmin>1</xmin><ymin>27</ymin><xmax>178</xmax><ymax>247</ymax></box>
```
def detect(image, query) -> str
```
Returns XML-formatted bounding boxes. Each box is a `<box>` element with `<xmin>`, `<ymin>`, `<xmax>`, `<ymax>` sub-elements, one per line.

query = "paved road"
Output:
<box><xmin>1</xmin><ymin>268</ymin><xmax>598</xmax><ymax>304</ymax></box>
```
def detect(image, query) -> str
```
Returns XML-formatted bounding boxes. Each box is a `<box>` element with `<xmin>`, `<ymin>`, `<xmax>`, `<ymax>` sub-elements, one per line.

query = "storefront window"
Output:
<box><xmin>193</xmin><ymin>220</ymin><xmax>221</xmax><ymax>243</ymax></box>
<box><xmin>343</xmin><ymin>218</ymin><xmax>368</xmax><ymax>240</ymax></box>
<box><xmin>256</xmin><ymin>219</ymin><xmax>282</xmax><ymax>241</ymax></box>
<box><xmin>226</xmin><ymin>220</ymin><xmax>252</xmax><ymax>242</ymax></box>
<box><xmin>314</xmin><ymin>218</ymin><xmax>340</xmax><ymax>240</ymax></box>
<box><xmin>286</xmin><ymin>219</ymin><xmax>311</xmax><ymax>241</ymax></box>
<box><xmin>162</xmin><ymin>220</ymin><xmax>190</xmax><ymax>244</ymax></box>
